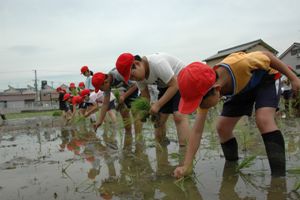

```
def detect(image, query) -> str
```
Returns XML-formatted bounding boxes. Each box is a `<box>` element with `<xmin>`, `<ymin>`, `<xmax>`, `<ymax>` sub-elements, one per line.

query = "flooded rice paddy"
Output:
<box><xmin>0</xmin><ymin>115</ymin><xmax>300</xmax><ymax>200</ymax></box>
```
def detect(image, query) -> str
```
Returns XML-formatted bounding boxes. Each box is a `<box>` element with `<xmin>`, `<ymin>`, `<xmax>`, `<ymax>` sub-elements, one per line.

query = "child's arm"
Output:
<box><xmin>174</xmin><ymin>109</ymin><xmax>208</xmax><ymax>178</ymax></box>
<box><xmin>84</xmin><ymin>103</ymin><xmax>98</xmax><ymax>117</ymax></box>
<box><xmin>120</xmin><ymin>85</ymin><xmax>138</xmax><ymax>104</ymax></box>
<box><xmin>140</xmin><ymin>86</ymin><xmax>151</xmax><ymax>101</ymax></box>
<box><xmin>94</xmin><ymin>94</ymin><xmax>110</xmax><ymax>130</ymax></box>
<box><xmin>150</xmin><ymin>76</ymin><xmax>178</xmax><ymax>114</ymax></box>
<box><xmin>263</xmin><ymin>51</ymin><xmax>300</xmax><ymax>94</ymax></box>
<box><xmin>68</xmin><ymin>104</ymin><xmax>77</xmax><ymax>121</ymax></box>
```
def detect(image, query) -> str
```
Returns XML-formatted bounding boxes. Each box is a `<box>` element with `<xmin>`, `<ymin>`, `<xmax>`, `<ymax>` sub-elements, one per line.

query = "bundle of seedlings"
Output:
<box><xmin>113</xmin><ymin>89</ymin><xmax>127</xmax><ymax>111</ymax></box>
<box><xmin>131</xmin><ymin>97</ymin><xmax>151</xmax><ymax>121</ymax></box>
<box><xmin>131</xmin><ymin>97</ymin><xmax>160</xmax><ymax>127</ymax></box>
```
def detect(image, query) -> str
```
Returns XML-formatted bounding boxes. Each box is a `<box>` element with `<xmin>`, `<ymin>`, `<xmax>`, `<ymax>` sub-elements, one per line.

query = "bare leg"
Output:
<box><xmin>173</xmin><ymin>111</ymin><xmax>190</xmax><ymax>146</ymax></box>
<box><xmin>154</xmin><ymin>113</ymin><xmax>169</xmax><ymax>144</ymax></box>
<box><xmin>216</xmin><ymin>116</ymin><xmax>241</xmax><ymax>161</ymax></box>
<box><xmin>120</xmin><ymin>108</ymin><xmax>132</xmax><ymax>135</ymax></box>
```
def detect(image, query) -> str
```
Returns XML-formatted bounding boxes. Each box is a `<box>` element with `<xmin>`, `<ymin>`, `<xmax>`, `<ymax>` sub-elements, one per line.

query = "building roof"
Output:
<box><xmin>204</xmin><ymin>39</ymin><xmax>278</xmax><ymax>62</ymax></box>
<box><xmin>279</xmin><ymin>42</ymin><xmax>300</xmax><ymax>59</ymax></box>
<box><xmin>3</xmin><ymin>85</ymin><xmax>36</xmax><ymax>94</ymax></box>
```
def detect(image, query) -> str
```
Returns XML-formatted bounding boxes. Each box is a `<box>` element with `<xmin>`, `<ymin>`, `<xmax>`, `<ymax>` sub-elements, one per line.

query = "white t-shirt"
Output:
<box><xmin>136</xmin><ymin>53</ymin><xmax>185</xmax><ymax>91</ymax></box>
<box><xmin>88</xmin><ymin>91</ymin><xmax>115</xmax><ymax>104</ymax></box>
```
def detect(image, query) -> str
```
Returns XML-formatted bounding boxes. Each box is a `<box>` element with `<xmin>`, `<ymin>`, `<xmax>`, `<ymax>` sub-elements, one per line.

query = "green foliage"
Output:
<box><xmin>113</xmin><ymin>89</ymin><xmax>120</xmax><ymax>103</ymax></box>
<box><xmin>52</xmin><ymin>110</ymin><xmax>62</xmax><ymax>116</ymax></box>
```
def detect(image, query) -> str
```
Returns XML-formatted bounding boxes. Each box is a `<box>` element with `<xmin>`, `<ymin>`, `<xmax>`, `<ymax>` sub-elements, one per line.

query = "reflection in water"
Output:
<box><xmin>0</xmin><ymin>120</ymin><xmax>299</xmax><ymax>200</ymax></box>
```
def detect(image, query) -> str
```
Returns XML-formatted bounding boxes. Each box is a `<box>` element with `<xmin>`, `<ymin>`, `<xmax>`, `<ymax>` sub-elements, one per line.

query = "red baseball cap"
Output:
<box><xmin>92</xmin><ymin>72</ymin><xmax>106</xmax><ymax>92</ymax></box>
<box><xmin>63</xmin><ymin>93</ymin><xmax>71</xmax><ymax>101</ymax></box>
<box><xmin>115</xmin><ymin>53</ymin><xmax>134</xmax><ymax>83</ymax></box>
<box><xmin>81</xmin><ymin>66</ymin><xmax>89</xmax><ymax>74</ymax></box>
<box><xmin>178</xmin><ymin>62</ymin><xmax>216</xmax><ymax>114</ymax></box>
<box><xmin>80</xmin><ymin>89</ymin><xmax>90</xmax><ymax>97</ymax></box>
<box><xmin>72</xmin><ymin>96</ymin><xmax>83</xmax><ymax>105</ymax></box>
<box><xmin>78</xmin><ymin>82</ymin><xmax>85</xmax><ymax>88</ymax></box>
<box><xmin>56</xmin><ymin>86</ymin><xmax>62</xmax><ymax>92</ymax></box>
<box><xmin>69</xmin><ymin>82</ymin><xmax>76</xmax><ymax>89</ymax></box>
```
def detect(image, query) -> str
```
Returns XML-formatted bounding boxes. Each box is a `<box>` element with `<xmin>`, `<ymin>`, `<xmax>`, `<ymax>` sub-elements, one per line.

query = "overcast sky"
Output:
<box><xmin>0</xmin><ymin>0</ymin><xmax>299</xmax><ymax>91</ymax></box>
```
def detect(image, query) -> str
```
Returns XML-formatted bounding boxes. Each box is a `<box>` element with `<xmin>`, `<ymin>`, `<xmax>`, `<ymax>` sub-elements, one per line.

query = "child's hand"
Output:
<box><xmin>93</xmin><ymin>122</ymin><xmax>101</xmax><ymax>131</ymax></box>
<box><xmin>150</xmin><ymin>103</ymin><xmax>160</xmax><ymax>115</ymax></box>
<box><xmin>173</xmin><ymin>165</ymin><xmax>191</xmax><ymax>179</ymax></box>
<box><xmin>119</xmin><ymin>95</ymin><xmax>125</xmax><ymax>104</ymax></box>
<box><xmin>291</xmin><ymin>78</ymin><xmax>300</xmax><ymax>97</ymax></box>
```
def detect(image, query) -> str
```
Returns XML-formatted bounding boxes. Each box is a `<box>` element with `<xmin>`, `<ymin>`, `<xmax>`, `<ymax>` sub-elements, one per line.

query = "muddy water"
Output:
<box><xmin>0</xmin><ymin>117</ymin><xmax>300</xmax><ymax>200</ymax></box>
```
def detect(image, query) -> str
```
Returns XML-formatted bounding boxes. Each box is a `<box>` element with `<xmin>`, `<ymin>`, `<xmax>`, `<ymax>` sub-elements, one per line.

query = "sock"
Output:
<box><xmin>262</xmin><ymin>130</ymin><xmax>286</xmax><ymax>176</ymax></box>
<box><xmin>221</xmin><ymin>137</ymin><xmax>239</xmax><ymax>161</ymax></box>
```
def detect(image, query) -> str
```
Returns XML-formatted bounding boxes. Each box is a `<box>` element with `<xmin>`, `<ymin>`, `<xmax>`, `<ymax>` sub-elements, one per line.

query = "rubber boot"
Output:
<box><xmin>262</xmin><ymin>130</ymin><xmax>286</xmax><ymax>176</ymax></box>
<box><xmin>221</xmin><ymin>137</ymin><xmax>239</xmax><ymax>161</ymax></box>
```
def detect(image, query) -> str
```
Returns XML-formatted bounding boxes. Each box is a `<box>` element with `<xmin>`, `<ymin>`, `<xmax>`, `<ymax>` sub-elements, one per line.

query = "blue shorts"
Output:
<box><xmin>221</xmin><ymin>75</ymin><xmax>281</xmax><ymax>117</ymax></box>
<box><xmin>79</xmin><ymin>102</ymin><xmax>93</xmax><ymax>109</ymax></box>
<box><xmin>282</xmin><ymin>90</ymin><xmax>292</xmax><ymax>100</ymax></box>
<box><xmin>108</xmin><ymin>100</ymin><xmax>116</xmax><ymax>111</ymax></box>
<box><xmin>158</xmin><ymin>87</ymin><xmax>180</xmax><ymax>114</ymax></box>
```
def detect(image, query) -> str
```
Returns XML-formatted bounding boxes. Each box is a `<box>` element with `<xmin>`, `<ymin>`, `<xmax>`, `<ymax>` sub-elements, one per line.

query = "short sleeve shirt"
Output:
<box><xmin>216</xmin><ymin>51</ymin><xmax>278</xmax><ymax>94</ymax></box>
<box><xmin>90</xmin><ymin>91</ymin><xmax>115</xmax><ymax>103</ymax></box>
<box><xmin>136</xmin><ymin>53</ymin><xmax>185</xmax><ymax>91</ymax></box>
<box><xmin>103</xmin><ymin>68</ymin><xmax>136</xmax><ymax>96</ymax></box>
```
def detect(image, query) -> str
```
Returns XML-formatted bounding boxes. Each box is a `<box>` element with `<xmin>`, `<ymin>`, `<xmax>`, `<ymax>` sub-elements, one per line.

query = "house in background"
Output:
<box><xmin>0</xmin><ymin>85</ymin><xmax>36</xmax><ymax>109</ymax></box>
<box><xmin>203</xmin><ymin>39</ymin><xmax>278</xmax><ymax>67</ymax></box>
<box><xmin>0</xmin><ymin>80</ymin><xmax>65</xmax><ymax>112</ymax></box>
<box><xmin>279</xmin><ymin>42</ymin><xmax>300</xmax><ymax>75</ymax></box>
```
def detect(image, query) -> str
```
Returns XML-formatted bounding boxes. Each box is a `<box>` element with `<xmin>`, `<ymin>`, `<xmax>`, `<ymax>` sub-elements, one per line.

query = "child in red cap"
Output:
<box><xmin>174</xmin><ymin>51</ymin><xmax>300</xmax><ymax>178</ymax></box>
<box><xmin>91</xmin><ymin>68</ymin><xmax>141</xmax><ymax>135</ymax></box>
<box><xmin>80</xmin><ymin>89</ymin><xmax>117</xmax><ymax>125</ymax></box>
<box><xmin>69</xmin><ymin>82</ymin><xmax>78</xmax><ymax>96</ymax></box>
<box><xmin>78</xmin><ymin>82</ymin><xmax>85</xmax><ymax>90</ymax></box>
<box><xmin>81</xmin><ymin>66</ymin><xmax>95</xmax><ymax>91</ymax></box>
<box><xmin>63</xmin><ymin>93</ymin><xmax>84</xmax><ymax>121</ymax></box>
<box><xmin>56</xmin><ymin>86</ymin><xmax>68</xmax><ymax>119</ymax></box>
<box><xmin>115</xmin><ymin>52</ymin><xmax>190</xmax><ymax>146</ymax></box>
<box><xmin>77</xmin><ymin>82</ymin><xmax>94</xmax><ymax>115</ymax></box>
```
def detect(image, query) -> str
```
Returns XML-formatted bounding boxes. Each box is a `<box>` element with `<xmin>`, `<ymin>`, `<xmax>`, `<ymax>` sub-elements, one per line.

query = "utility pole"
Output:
<box><xmin>33</xmin><ymin>69</ymin><xmax>38</xmax><ymax>101</ymax></box>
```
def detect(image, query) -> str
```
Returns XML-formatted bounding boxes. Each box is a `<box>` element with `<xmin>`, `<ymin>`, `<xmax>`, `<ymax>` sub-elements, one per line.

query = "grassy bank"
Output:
<box><xmin>6</xmin><ymin>110</ymin><xmax>60</xmax><ymax>120</ymax></box>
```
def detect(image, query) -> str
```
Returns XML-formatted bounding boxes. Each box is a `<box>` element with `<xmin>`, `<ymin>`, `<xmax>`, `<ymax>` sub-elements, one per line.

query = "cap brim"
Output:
<box><xmin>95</xmin><ymin>88</ymin><xmax>99</xmax><ymax>93</ymax></box>
<box><xmin>179</xmin><ymin>96</ymin><xmax>203</xmax><ymax>114</ymax></box>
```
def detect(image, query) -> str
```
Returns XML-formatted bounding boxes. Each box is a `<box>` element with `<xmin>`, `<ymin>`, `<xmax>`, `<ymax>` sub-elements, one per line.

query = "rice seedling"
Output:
<box><xmin>174</xmin><ymin>176</ymin><xmax>191</xmax><ymax>194</ymax></box>
<box><xmin>113</xmin><ymin>89</ymin><xmax>120</xmax><ymax>102</ymax></box>
<box><xmin>294</xmin><ymin>181</ymin><xmax>300</xmax><ymax>191</ymax></box>
<box><xmin>131</xmin><ymin>97</ymin><xmax>151</xmax><ymax>121</ymax></box>
<box><xmin>113</xmin><ymin>89</ymin><xmax>124</xmax><ymax>111</ymax></box>
<box><xmin>235</xmin><ymin>155</ymin><xmax>257</xmax><ymax>172</ymax></box>
<box><xmin>62</xmin><ymin>160</ymin><xmax>74</xmax><ymax>173</ymax></box>
<box><xmin>287</xmin><ymin>168</ymin><xmax>300</xmax><ymax>174</ymax></box>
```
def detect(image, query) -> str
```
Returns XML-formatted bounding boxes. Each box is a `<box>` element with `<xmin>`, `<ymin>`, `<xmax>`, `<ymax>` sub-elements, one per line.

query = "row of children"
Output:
<box><xmin>59</xmin><ymin>51</ymin><xmax>300</xmax><ymax>178</ymax></box>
